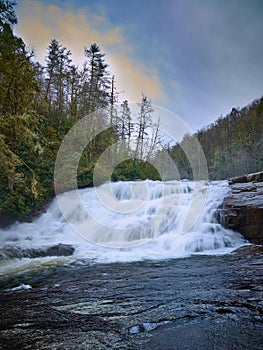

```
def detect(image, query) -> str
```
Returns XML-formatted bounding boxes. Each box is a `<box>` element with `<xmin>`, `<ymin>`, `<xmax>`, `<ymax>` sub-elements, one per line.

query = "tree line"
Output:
<box><xmin>0</xmin><ymin>1</ymin><xmax>162</xmax><ymax>218</ymax></box>
<box><xmin>0</xmin><ymin>1</ymin><xmax>262</xmax><ymax>221</ymax></box>
<box><xmin>169</xmin><ymin>97</ymin><xmax>263</xmax><ymax>179</ymax></box>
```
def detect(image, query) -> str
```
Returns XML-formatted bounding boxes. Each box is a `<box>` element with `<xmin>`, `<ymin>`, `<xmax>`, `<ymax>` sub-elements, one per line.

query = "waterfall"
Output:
<box><xmin>0</xmin><ymin>180</ymin><xmax>246</xmax><ymax>266</ymax></box>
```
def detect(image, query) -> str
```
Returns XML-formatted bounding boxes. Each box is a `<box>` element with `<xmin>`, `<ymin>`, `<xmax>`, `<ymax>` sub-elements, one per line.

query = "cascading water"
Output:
<box><xmin>0</xmin><ymin>180</ymin><xmax>246</xmax><ymax>275</ymax></box>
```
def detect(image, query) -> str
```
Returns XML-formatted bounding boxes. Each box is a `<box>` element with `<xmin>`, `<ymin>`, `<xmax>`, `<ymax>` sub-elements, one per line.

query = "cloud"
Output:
<box><xmin>15</xmin><ymin>0</ymin><xmax>165</xmax><ymax>103</ymax></box>
<box><xmin>108</xmin><ymin>54</ymin><xmax>165</xmax><ymax>102</ymax></box>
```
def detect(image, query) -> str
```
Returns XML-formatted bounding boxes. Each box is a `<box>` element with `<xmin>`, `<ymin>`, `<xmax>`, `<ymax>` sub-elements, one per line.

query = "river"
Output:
<box><xmin>0</xmin><ymin>180</ymin><xmax>262</xmax><ymax>349</ymax></box>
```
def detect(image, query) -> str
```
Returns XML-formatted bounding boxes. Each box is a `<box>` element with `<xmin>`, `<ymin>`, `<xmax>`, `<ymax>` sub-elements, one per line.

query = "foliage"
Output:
<box><xmin>0</xmin><ymin>0</ymin><xmax>17</xmax><ymax>29</ymax></box>
<box><xmin>111</xmin><ymin>159</ymin><xmax>161</xmax><ymax>182</ymax></box>
<box><xmin>169</xmin><ymin>98</ymin><xmax>263</xmax><ymax>180</ymax></box>
<box><xmin>0</xmin><ymin>3</ymin><xmax>161</xmax><ymax>219</ymax></box>
<box><xmin>0</xmin><ymin>1</ymin><xmax>261</xmax><ymax>221</ymax></box>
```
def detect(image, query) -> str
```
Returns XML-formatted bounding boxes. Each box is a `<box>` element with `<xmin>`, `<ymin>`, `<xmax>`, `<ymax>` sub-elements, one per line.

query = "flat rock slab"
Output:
<box><xmin>0</xmin><ymin>246</ymin><xmax>263</xmax><ymax>349</ymax></box>
<box><xmin>225</xmin><ymin>191</ymin><xmax>263</xmax><ymax>208</ymax></box>
<box><xmin>230</xmin><ymin>171</ymin><xmax>263</xmax><ymax>184</ymax></box>
<box><xmin>0</xmin><ymin>243</ymin><xmax>75</xmax><ymax>260</ymax></box>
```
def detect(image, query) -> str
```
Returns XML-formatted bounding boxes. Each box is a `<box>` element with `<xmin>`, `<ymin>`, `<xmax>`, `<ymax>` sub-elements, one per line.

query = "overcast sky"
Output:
<box><xmin>15</xmin><ymin>0</ymin><xmax>263</xmax><ymax>132</ymax></box>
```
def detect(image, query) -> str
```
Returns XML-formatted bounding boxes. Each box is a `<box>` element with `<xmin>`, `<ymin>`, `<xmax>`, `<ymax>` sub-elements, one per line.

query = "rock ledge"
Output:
<box><xmin>221</xmin><ymin>172</ymin><xmax>263</xmax><ymax>244</ymax></box>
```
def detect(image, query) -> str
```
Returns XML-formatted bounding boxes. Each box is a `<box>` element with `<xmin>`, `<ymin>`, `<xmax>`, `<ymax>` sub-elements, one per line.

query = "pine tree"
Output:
<box><xmin>0</xmin><ymin>24</ymin><xmax>39</xmax><ymax>116</ymax></box>
<box><xmin>84</xmin><ymin>43</ymin><xmax>110</xmax><ymax>113</ymax></box>
<box><xmin>44</xmin><ymin>39</ymin><xmax>72</xmax><ymax>127</ymax></box>
<box><xmin>0</xmin><ymin>0</ymin><xmax>17</xmax><ymax>29</ymax></box>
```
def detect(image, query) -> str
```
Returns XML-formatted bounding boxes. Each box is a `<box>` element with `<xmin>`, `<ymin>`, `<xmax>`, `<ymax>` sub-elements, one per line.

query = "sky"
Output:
<box><xmin>15</xmin><ymin>0</ymin><xmax>263</xmax><ymax>132</ymax></box>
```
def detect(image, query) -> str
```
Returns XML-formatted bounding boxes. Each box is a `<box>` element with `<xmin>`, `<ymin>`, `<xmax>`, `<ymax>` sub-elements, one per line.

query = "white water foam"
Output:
<box><xmin>0</xmin><ymin>180</ymin><xmax>246</xmax><ymax>270</ymax></box>
<box><xmin>9</xmin><ymin>283</ymin><xmax>32</xmax><ymax>291</ymax></box>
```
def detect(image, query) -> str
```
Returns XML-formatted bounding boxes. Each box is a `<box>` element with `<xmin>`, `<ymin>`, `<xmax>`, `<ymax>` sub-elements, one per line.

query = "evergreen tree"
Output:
<box><xmin>0</xmin><ymin>1</ymin><xmax>44</xmax><ymax>215</ymax></box>
<box><xmin>84</xmin><ymin>43</ymin><xmax>110</xmax><ymax>113</ymax></box>
<box><xmin>0</xmin><ymin>24</ymin><xmax>39</xmax><ymax>116</ymax></box>
<box><xmin>0</xmin><ymin>0</ymin><xmax>17</xmax><ymax>29</ymax></box>
<box><xmin>119</xmin><ymin>99</ymin><xmax>132</xmax><ymax>144</ymax></box>
<box><xmin>44</xmin><ymin>39</ymin><xmax>72</xmax><ymax>128</ymax></box>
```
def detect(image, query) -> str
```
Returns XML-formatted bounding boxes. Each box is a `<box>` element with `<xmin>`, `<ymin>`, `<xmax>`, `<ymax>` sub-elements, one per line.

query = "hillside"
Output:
<box><xmin>170</xmin><ymin>97</ymin><xmax>263</xmax><ymax>180</ymax></box>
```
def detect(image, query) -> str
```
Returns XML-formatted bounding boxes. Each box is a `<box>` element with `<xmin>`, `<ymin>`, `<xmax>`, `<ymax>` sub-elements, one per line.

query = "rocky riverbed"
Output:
<box><xmin>0</xmin><ymin>245</ymin><xmax>263</xmax><ymax>350</ymax></box>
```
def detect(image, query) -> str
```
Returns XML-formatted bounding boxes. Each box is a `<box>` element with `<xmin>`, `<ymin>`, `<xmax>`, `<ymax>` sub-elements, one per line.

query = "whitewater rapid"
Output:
<box><xmin>0</xmin><ymin>180</ymin><xmax>247</xmax><ymax>275</ymax></box>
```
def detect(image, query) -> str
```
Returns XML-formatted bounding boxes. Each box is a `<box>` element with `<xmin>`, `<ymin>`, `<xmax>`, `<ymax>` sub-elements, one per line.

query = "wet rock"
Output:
<box><xmin>0</xmin><ymin>243</ymin><xmax>75</xmax><ymax>260</ymax></box>
<box><xmin>229</xmin><ymin>171</ymin><xmax>263</xmax><ymax>184</ymax></box>
<box><xmin>0</xmin><ymin>212</ymin><xmax>17</xmax><ymax>229</ymax></box>
<box><xmin>221</xmin><ymin>172</ymin><xmax>263</xmax><ymax>245</ymax></box>
<box><xmin>0</xmin><ymin>247</ymin><xmax>263</xmax><ymax>349</ymax></box>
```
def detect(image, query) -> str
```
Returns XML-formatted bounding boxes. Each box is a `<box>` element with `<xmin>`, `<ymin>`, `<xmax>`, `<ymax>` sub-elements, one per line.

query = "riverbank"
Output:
<box><xmin>221</xmin><ymin>171</ymin><xmax>263</xmax><ymax>244</ymax></box>
<box><xmin>0</xmin><ymin>245</ymin><xmax>262</xmax><ymax>349</ymax></box>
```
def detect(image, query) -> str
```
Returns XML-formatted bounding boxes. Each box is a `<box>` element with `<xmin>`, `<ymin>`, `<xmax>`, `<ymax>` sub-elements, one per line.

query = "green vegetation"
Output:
<box><xmin>111</xmin><ymin>159</ymin><xmax>161</xmax><ymax>182</ymax></box>
<box><xmin>169</xmin><ymin>99</ymin><xmax>263</xmax><ymax>179</ymax></box>
<box><xmin>0</xmin><ymin>1</ymin><xmax>262</xmax><ymax>221</ymax></box>
<box><xmin>0</xmin><ymin>1</ymin><xmax>161</xmax><ymax>219</ymax></box>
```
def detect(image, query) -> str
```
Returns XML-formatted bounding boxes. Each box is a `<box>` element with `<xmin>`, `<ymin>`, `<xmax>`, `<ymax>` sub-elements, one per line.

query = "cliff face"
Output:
<box><xmin>221</xmin><ymin>172</ymin><xmax>263</xmax><ymax>244</ymax></box>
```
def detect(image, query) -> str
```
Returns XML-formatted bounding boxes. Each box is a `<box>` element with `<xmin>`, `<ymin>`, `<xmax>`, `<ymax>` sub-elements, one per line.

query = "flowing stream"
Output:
<box><xmin>0</xmin><ymin>180</ymin><xmax>246</xmax><ymax>288</ymax></box>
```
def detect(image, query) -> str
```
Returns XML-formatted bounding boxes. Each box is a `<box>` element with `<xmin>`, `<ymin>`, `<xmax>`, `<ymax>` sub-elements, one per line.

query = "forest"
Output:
<box><xmin>170</xmin><ymin>98</ymin><xmax>263</xmax><ymax>180</ymax></box>
<box><xmin>0</xmin><ymin>0</ymin><xmax>262</xmax><ymax>220</ymax></box>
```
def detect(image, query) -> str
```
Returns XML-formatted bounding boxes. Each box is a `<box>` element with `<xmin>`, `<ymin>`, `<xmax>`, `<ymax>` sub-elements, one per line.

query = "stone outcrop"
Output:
<box><xmin>221</xmin><ymin>172</ymin><xmax>263</xmax><ymax>244</ymax></box>
<box><xmin>229</xmin><ymin>171</ymin><xmax>263</xmax><ymax>185</ymax></box>
<box><xmin>0</xmin><ymin>243</ymin><xmax>75</xmax><ymax>260</ymax></box>
<box><xmin>1</xmin><ymin>245</ymin><xmax>263</xmax><ymax>350</ymax></box>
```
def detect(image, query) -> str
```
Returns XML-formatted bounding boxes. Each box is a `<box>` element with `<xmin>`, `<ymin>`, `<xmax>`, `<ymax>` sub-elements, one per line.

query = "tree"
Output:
<box><xmin>119</xmin><ymin>99</ymin><xmax>132</xmax><ymax>145</ymax></box>
<box><xmin>0</xmin><ymin>133</ymin><xmax>22</xmax><ymax>191</ymax></box>
<box><xmin>0</xmin><ymin>0</ymin><xmax>17</xmax><ymax>29</ymax></box>
<box><xmin>0</xmin><ymin>112</ymin><xmax>43</xmax><ymax>193</ymax></box>
<box><xmin>0</xmin><ymin>5</ymin><xmax>45</xmax><ymax>215</ymax></box>
<box><xmin>84</xmin><ymin>43</ymin><xmax>110</xmax><ymax>113</ymax></box>
<box><xmin>135</xmin><ymin>94</ymin><xmax>153</xmax><ymax>159</ymax></box>
<box><xmin>146</xmin><ymin>117</ymin><xmax>162</xmax><ymax>161</ymax></box>
<box><xmin>44</xmin><ymin>39</ymin><xmax>72</xmax><ymax>125</ymax></box>
<box><xmin>0</xmin><ymin>24</ymin><xmax>39</xmax><ymax>116</ymax></box>
<box><xmin>170</xmin><ymin>97</ymin><xmax>263</xmax><ymax>179</ymax></box>
<box><xmin>68</xmin><ymin>64</ymin><xmax>80</xmax><ymax>123</ymax></box>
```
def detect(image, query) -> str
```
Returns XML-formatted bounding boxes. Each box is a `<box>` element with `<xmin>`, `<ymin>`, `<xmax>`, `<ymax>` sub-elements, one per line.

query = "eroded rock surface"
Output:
<box><xmin>221</xmin><ymin>172</ymin><xmax>263</xmax><ymax>244</ymax></box>
<box><xmin>0</xmin><ymin>243</ymin><xmax>75</xmax><ymax>260</ymax></box>
<box><xmin>0</xmin><ymin>246</ymin><xmax>262</xmax><ymax>350</ymax></box>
